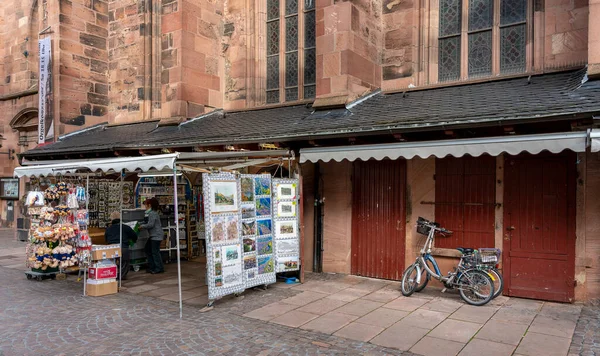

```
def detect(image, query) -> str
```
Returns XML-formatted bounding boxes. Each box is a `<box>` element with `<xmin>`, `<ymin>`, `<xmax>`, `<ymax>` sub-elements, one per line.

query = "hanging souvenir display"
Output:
<box><xmin>203</xmin><ymin>173</ymin><xmax>245</xmax><ymax>300</ymax></box>
<box><xmin>240</xmin><ymin>174</ymin><xmax>276</xmax><ymax>288</ymax></box>
<box><xmin>25</xmin><ymin>180</ymin><xmax>89</xmax><ymax>274</ymax></box>
<box><xmin>272</xmin><ymin>178</ymin><xmax>300</xmax><ymax>272</ymax></box>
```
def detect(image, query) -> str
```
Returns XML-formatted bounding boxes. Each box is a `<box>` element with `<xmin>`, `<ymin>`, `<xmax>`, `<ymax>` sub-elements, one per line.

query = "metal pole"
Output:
<box><xmin>173</xmin><ymin>167</ymin><xmax>183</xmax><ymax>319</ymax></box>
<box><xmin>84</xmin><ymin>173</ymin><xmax>89</xmax><ymax>297</ymax></box>
<box><xmin>119</xmin><ymin>170</ymin><xmax>123</xmax><ymax>289</ymax></box>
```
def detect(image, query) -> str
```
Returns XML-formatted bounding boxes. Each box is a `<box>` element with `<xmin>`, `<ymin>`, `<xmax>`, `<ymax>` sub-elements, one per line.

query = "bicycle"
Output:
<box><xmin>400</xmin><ymin>217</ymin><xmax>495</xmax><ymax>306</ymax></box>
<box><xmin>415</xmin><ymin>247</ymin><xmax>504</xmax><ymax>299</ymax></box>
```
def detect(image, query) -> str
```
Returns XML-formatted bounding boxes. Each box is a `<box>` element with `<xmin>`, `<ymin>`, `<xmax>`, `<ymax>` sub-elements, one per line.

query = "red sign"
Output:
<box><xmin>89</xmin><ymin>266</ymin><xmax>117</xmax><ymax>280</ymax></box>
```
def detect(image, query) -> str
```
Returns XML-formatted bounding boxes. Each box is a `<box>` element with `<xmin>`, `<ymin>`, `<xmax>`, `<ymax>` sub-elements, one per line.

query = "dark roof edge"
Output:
<box><xmin>22</xmin><ymin>109</ymin><xmax>596</xmax><ymax>160</ymax></box>
<box><xmin>383</xmin><ymin>67</ymin><xmax>587</xmax><ymax>96</ymax></box>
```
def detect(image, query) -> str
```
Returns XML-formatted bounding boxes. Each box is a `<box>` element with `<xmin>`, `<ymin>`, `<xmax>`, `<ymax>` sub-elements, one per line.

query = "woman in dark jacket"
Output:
<box><xmin>139</xmin><ymin>198</ymin><xmax>164</xmax><ymax>274</ymax></box>
<box><xmin>105</xmin><ymin>211</ymin><xmax>138</xmax><ymax>279</ymax></box>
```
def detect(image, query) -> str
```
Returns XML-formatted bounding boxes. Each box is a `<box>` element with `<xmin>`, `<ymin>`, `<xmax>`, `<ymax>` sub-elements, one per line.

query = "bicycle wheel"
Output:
<box><xmin>486</xmin><ymin>268</ymin><xmax>504</xmax><ymax>299</ymax></box>
<box><xmin>400</xmin><ymin>264</ymin><xmax>419</xmax><ymax>297</ymax></box>
<box><xmin>457</xmin><ymin>269</ymin><xmax>494</xmax><ymax>306</ymax></box>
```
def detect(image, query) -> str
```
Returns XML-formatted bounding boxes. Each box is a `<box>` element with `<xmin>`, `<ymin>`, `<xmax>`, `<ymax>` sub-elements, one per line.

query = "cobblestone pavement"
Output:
<box><xmin>569</xmin><ymin>300</ymin><xmax>600</xmax><ymax>356</ymax></box>
<box><xmin>0</xmin><ymin>266</ymin><xmax>418</xmax><ymax>356</ymax></box>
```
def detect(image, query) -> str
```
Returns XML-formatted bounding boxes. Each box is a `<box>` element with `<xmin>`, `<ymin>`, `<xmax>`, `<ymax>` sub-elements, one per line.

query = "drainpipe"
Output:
<box><xmin>313</xmin><ymin>162</ymin><xmax>323</xmax><ymax>273</ymax></box>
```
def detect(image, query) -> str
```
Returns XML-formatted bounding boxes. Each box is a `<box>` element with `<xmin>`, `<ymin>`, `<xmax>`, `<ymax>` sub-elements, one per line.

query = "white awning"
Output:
<box><xmin>299</xmin><ymin>132</ymin><xmax>588</xmax><ymax>163</ymax></box>
<box><xmin>14</xmin><ymin>153</ymin><xmax>178</xmax><ymax>178</ymax></box>
<box><xmin>591</xmin><ymin>129</ymin><xmax>600</xmax><ymax>152</ymax></box>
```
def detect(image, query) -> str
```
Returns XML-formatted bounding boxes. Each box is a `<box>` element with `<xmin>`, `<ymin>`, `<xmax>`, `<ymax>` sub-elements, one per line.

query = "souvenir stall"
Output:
<box><xmin>14</xmin><ymin>154</ymin><xmax>186</xmax><ymax>317</ymax></box>
<box><xmin>135</xmin><ymin>174</ymin><xmax>199</xmax><ymax>261</ymax></box>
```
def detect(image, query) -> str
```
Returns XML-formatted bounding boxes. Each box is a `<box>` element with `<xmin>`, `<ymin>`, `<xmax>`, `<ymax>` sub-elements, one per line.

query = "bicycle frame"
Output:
<box><xmin>413</xmin><ymin>224</ymin><xmax>448</xmax><ymax>283</ymax></box>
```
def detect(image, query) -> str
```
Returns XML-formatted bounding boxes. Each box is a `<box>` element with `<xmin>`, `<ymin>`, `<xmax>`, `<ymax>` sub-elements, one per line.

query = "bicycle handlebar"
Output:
<box><xmin>418</xmin><ymin>221</ymin><xmax>452</xmax><ymax>235</ymax></box>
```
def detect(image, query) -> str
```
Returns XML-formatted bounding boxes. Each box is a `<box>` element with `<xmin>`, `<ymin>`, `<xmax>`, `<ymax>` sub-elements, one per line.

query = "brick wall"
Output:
<box><xmin>223</xmin><ymin>0</ymin><xmax>254</xmax><ymax>110</ymax></box>
<box><xmin>107</xmin><ymin>0</ymin><xmax>148</xmax><ymax>123</ymax></box>
<box><xmin>315</xmin><ymin>0</ymin><xmax>383</xmax><ymax>103</ymax></box>
<box><xmin>543</xmin><ymin>0</ymin><xmax>589</xmax><ymax>69</ymax></box>
<box><xmin>58</xmin><ymin>0</ymin><xmax>109</xmax><ymax>133</ymax></box>
<box><xmin>321</xmin><ymin>160</ymin><xmax>352</xmax><ymax>274</ymax></box>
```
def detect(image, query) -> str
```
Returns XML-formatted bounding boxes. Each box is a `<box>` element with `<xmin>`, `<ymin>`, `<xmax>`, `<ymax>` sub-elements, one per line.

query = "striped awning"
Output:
<box><xmin>299</xmin><ymin>132</ymin><xmax>588</xmax><ymax>163</ymax></box>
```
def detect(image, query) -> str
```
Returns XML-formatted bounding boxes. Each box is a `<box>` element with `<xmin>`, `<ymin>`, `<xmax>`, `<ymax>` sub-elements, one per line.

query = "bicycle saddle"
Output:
<box><xmin>456</xmin><ymin>247</ymin><xmax>475</xmax><ymax>254</ymax></box>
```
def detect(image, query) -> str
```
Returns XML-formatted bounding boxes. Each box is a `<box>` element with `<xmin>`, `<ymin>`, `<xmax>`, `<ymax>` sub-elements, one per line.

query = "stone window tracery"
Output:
<box><xmin>438</xmin><ymin>0</ymin><xmax>527</xmax><ymax>82</ymax></box>
<box><xmin>266</xmin><ymin>0</ymin><xmax>316</xmax><ymax>104</ymax></box>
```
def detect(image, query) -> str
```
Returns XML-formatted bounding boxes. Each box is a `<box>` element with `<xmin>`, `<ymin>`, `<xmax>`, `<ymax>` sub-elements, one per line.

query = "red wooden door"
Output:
<box><xmin>352</xmin><ymin>160</ymin><xmax>406</xmax><ymax>280</ymax></box>
<box><xmin>503</xmin><ymin>153</ymin><xmax>576</xmax><ymax>302</ymax></box>
<box><xmin>435</xmin><ymin>156</ymin><xmax>496</xmax><ymax>249</ymax></box>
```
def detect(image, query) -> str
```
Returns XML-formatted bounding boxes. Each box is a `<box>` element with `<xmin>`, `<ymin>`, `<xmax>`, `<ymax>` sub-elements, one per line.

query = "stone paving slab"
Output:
<box><xmin>474</xmin><ymin>319</ymin><xmax>528</xmax><ymax>345</ymax></box>
<box><xmin>515</xmin><ymin>332</ymin><xmax>572</xmax><ymax>356</ymax></box>
<box><xmin>271</xmin><ymin>310</ymin><xmax>319</xmax><ymax>327</ymax></box>
<box><xmin>355</xmin><ymin>308</ymin><xmax>409</xmax><ymax>328</ymax></box>
<box><xmin>296</xmin><ymin>297</ymin><xmax>347</xmax><ymax>315</ymax></box>
<box><xmin>458</xmin><ymin>338</ymin><xmax>516</xmax><ymax>356</ymax></box>
<box><xmin>300</xmin><ymin>311</ymin><xmax>359</xmax><ymax>334</ymax></box>
<box><xmin>410</xmin><ymin>336</ymin><xmax>465</xmax><ymax>356</ymax></box>
<box><xmin>333</xmin><ymin>322</ymin><xmax>385</xmax><ymax>342</ymax></box>
<box><xmin>383</xmin><ymin>296</ymin><xmax>430</xmax><ymax>312</ymax></box>
<box><xmin>371</xmin><ymin>323</ymin><xmax>430</xmax><ymax>351</ymax></box>
<box><xmin>428</xmin><ymin>319</ymin><xmax>483</xmax><ymax>343</ymax></box>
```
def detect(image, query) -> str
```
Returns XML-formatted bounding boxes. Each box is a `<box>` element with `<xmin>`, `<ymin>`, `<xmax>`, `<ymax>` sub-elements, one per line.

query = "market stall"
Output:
<box><xmin>14</xmin><ymin>154</ymin><xmax>186</xmax><ymax>318</ymax></box>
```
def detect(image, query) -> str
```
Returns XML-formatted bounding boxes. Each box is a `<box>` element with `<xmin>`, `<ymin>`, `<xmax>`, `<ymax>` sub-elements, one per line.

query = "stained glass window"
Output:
<box><xmin>267</xmin><ymin>0</ymin><xmax>279</xmax><ymax>21</ymax></box>
<box><xmin>267</xmin><ymin>2</ymin><xmax>280</xmax><ymax>105</ymax></box>
<box><xmin>267</xmin><ymin>0</ymin><xmax>316</xmax><ymax>103</ymax></box>
<box><xmin>501</xmin><ymin>0</ymin><xmax>526</xmax><ymax>25</ymax></box>
<box><xmin>304</xmin><ymin>5</ymin><xmax>316</xmax><ymax>98</ymax></box>
<box><xmin>305</xmin><ymin>11</ymin><xmax>316</xmax><ymax>49</ymax></box>
<box><xmin>468</xmin><ymin>31</ymin><xmax>492</xmax><ymax>76</ymax></box>
<box><xmin>439</xmin><ymin>0</ymin><xmax>527</xmax><ymax>80</ymax></box>
<box><xmin>439</xmin><ymin>0</ymin><xmax>461</xmax><ymax>82</ymax></box>
<box><xmin>286</xmin><ymin>52</ymin><xmax>298</xmax><ymax>87</ymax></box>
<box><xmin>286</xmin><ymin>16</ymin><xmax>298</xmax><ymax>52</ymax></box>
<box><xmin>286</xmin><ymin>0</ymin><xmax>298</xmax><ymax>15</ymax></box>
<box><xmin>286</xmin><ymin>88</ymin><xmax>298</xmax><ymax>102</ymax></box>
<box><xmin>500</xmin><ymin>0</ymin><xmax>527</xmax><ymax>73</ymax></box>
<box><xmin>267</xmin><ymin>21</ymin><xmax>280</xmax><ymax>56</ymax></box>
<box><xmin>500</xmin><ymin>25</ymin><xmax>526</xmax><ymax>73</ymax></box>
<box><xmin>267</xmin><ymin>90</ymin><xmax>280</xmax><ymax>104</ymax></box>
<box><xmin>469</xmin><ymin>0</ymin><xmax>493</xmax><ymax>31</ymax></box>
<box><xmin>439</xmin><ymin>0</ymin><xmax>462</xmax><ymax>37</ymax></box>
<box><xmin>267</xmin><ymin>56</ymin><xmax>280</xmax><ymax>104</ymax></box>
<box><xmin>439</xmin><ymin>37</ymin><xmax>461</xmax><ymax>82</ymax></box>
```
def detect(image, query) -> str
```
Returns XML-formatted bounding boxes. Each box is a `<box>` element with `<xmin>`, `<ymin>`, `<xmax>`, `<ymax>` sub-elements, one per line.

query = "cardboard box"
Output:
<box><xmin>86</xmin><ymin>280</ymin><xmax>118</xmax><ymax>297</ymax></box>
<box><xmin>89</xmin><ymin>265</ymin><xmax>117</xmax><ymax>280</ymax></box>
<box><xmin>91</xmin><ymin>244</ymin><xmax>121</xmax><ymax>260</ymax></box>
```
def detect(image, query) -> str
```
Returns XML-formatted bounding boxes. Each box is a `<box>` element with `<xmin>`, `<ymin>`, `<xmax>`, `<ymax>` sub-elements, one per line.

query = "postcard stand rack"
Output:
<box><xmin>272</xmin><ymin>178</ymin><xmax>300</xmax><ymax>273</ymax></box>
<box><xmin>202</xmin><ymin>172</ymin><xmax>277</xmax><ymax>309</ymax></box>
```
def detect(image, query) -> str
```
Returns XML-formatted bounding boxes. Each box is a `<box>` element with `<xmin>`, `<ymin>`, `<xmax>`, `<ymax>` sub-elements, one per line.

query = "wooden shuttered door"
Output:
<box><xmin>435</xmin><ymin>156</ymin><xmax>496</xmax><ymax>249</ymax></box>
<box><xmin>503</xmin><ymin>153</ymin><xmax>576</xmax><ymax>302</ymax></box>
<box><xmin>351</xmin><ymin>160</ymin><xmax>406</xmax><ymax>280</ymax></box>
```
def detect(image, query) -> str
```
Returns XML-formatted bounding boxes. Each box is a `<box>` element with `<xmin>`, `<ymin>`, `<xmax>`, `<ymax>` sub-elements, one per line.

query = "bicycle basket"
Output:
<box><xmin>416</xmin><ymin>217</ymin><xmax>438</xmax><ymax>236</ymax></box>
<box><xmin>477</xmin><ymin>248</ymin><xmax>501</xmax><ymax>265</ymax></box>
